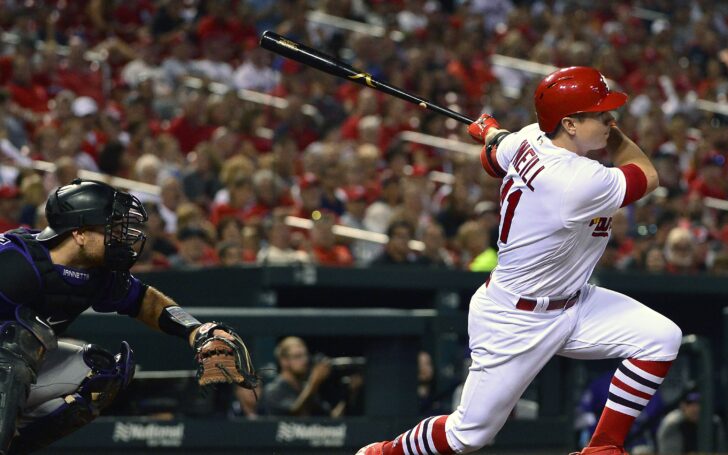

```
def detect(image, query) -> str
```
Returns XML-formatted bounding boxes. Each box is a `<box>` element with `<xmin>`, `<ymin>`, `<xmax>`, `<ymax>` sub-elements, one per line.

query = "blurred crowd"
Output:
<box><xmin>0</xmin><ymin>0</ymin><xmax>727</xmax><ymax>274</ymax></box>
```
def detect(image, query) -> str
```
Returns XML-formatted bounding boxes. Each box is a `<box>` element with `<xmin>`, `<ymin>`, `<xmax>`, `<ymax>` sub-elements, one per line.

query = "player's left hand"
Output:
<box><xmin>468</xmin><ymin>113</ymin><xmax>501</xmax><ymax>143</ymax></box>
<box><xmin>193</xmin><ymin>322</ymin><xmax>258</xmax><ymax>389</ymax></box>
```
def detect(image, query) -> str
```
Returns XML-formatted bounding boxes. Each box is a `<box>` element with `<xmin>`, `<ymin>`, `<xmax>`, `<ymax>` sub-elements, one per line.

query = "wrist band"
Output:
<box><xmin>158</xmin><ymin>306</ymin><xmax>201</xmax><ymax>340</ymax></box>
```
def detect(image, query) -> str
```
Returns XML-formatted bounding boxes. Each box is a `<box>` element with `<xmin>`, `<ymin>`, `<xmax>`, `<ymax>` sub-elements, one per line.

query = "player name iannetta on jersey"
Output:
<box><xmin>512</xmin><ymin>141</ymin><xmax>545</xmax><ymax>191</ymax></box>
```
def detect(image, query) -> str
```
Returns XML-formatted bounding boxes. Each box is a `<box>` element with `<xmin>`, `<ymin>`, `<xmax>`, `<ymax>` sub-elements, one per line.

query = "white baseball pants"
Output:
<box><xmin>445</xmin><ymin>282</ymin><xmax>682</xmax><ymax>453</ymax></box>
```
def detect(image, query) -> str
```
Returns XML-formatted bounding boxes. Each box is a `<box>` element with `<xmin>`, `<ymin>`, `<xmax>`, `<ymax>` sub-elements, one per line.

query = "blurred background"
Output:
<box><xmin>0</xmin><ymin>0</ymin><xmax>727</xmax><ymax>453</ymax></box>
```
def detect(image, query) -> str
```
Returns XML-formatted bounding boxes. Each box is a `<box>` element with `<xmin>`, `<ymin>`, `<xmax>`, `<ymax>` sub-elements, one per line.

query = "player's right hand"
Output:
<box><xmin>468</xmin><ymin>113</ymin><xmax>501</xmax><ymax>144</ymax></box>
<box><xmin>310</xmin><ymin>358</ymin><xmax>332</xmax><ymax>384</ymax></box>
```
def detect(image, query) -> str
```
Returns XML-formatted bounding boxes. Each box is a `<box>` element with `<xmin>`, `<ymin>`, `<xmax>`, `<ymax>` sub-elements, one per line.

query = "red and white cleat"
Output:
<box><xmin>355</xmin><ymin>441</ymin><xmax>385</xmax><ymax>455</ymax></box>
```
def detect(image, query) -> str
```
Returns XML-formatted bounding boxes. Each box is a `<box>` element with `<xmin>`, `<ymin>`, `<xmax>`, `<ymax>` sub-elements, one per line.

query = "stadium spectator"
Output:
<box><xmin>340</xmin><ymin>185</ymin><xmax>381</xmax><ymax>265</ymax></box>
<box><xmin>257</xmin><ymin>217</ymin><xmax>311</xmax><ymax>265</ymax></box>
<box><xmin>308</xmin><ymin>212</ymin><xmax>353</xmax><ymax>267</ymax></box>
<box><xmin>0</xmin><ymin>0</ymin><xmax>723</xmax><ymax>274</ymax></box>
<box><xmin>157</xmin><ymin>176</ymin><xmax>185</xmax><ymax>234</ymax></box>
<box><xmin>233</xmin><ymin>46</ymin><xmax>280</xmax><ymax>92</ymax></box>
<box><xmin>455</xmin><ymin>220</ymin><xmax>497</xmax><ymax>272</ymax></box>
<box><xmin>291</xmin><ymin>172</ymin><xmax>323</xmax><ymax>220</ymax></box>
<box><xmin>7</xmin><ymin>55</ymin><xmax>49</xmax><ymax>113</ymax></box>
<box><xmin>166</xmin><ymin>92</ymin><xmax>215</xmax><ymax>154</ymax></box>
<box><xmin>217</xmin><ymin>241</ymin><xmax>244</xmax><ymax>267</ymax></box>
<box><xmin>657</xmin><ymin>389</ymin><xmax>726</xmax><ymax>454</ymax></box>
<box><xmin>209</xmin><ymin>175</ymin><xmax>254</xmax><ymax>226</ymax></box>
<box><xmin>364</xmin><ymin>175</ymin><xmax>402</xmax><ymax>234</ymax></box>
<box><xmin>369</xmin><ymin>219</ymin><xmax>417</xmax><ymax>266</ymax></box>
<box><xmin>0</xmin><ymin>185</ymin><xmax>21</xmax><ymax>231</ymax></box>
<box><xmin>415</xmin><ymin>222</ymin><xmax>455</xmax><ymax>268</ymax></box>
<box><xmin>645</xmin><ymin>246</ymin><xmax>668</xmax><ymax>274</ymax></box>
<box><xmin>664</xmin><ymin>227</ymin><xmax>699</xmax><ymax>274</ymax></box>
<box><xmin>17</xmin><ymin>173</ymin><xmax>45</xmax><ymax>228</ymax></box>
<box><xmin>261</xmin><ymin>336</ymin><xmax>337</xmax><ymax>417</ymax></box>
<box><xmin>168</xmin><ymin>226</ymin><xmax>217</xmax><ymax>269</ymax></box>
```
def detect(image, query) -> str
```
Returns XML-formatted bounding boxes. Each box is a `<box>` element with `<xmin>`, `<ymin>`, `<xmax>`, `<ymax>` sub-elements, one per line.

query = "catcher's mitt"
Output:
<box><xmin>193</xmin><ymin>322</ymin><xmax>258</xmax><ymax>389</ymax></box>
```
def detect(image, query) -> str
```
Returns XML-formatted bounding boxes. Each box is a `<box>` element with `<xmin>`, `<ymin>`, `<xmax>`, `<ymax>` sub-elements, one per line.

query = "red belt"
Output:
<box><xmin>516</xmin><ymin>290</ymin><xmax>580</xmax><ymax>311</ymax></box>
<box><xmin>486</xmin><ymin>278</ymin><xmax>580</xmax><ymax>312</ymax></box>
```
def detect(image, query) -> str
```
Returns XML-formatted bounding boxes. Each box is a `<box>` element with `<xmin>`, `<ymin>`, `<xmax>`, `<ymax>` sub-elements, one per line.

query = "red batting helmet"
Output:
<box><xmin>534</xmin><ymin>66</ymin><xmax>627</xmax><ymax>133</ymax></box>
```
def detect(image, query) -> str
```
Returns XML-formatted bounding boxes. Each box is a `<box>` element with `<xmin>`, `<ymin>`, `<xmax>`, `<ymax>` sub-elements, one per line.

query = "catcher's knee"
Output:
<box><xmin>10</xmin><ymin>342</ymin><xmax>134</xmax><ymax>453</ymax></box>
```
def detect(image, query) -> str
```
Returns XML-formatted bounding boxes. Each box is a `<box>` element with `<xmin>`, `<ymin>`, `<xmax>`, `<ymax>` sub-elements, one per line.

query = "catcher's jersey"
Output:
<box><xmin>488</xmin><ymin>123</ymin><xmax>627</xmax><ymax>297</ymax></box>
<box><xmin>0</xmin><ymin>229</ymin><xmax>147</xmax><ymax>333</ymax></box>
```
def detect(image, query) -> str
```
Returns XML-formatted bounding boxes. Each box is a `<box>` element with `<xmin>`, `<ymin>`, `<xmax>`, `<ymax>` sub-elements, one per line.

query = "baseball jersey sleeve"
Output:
<box><xmin>91</xmin><ymin>272</ymin><xmax>148</xmax><ymax>317</ymax></box>
<box><xmin>483</xmin><ymin>124</ymin><xmax>541</xmax><ymax>178</ymax></box>
<box><xmin>560</xmin><ymin>159</ymin><xmax>627</xmax><ymax>226</ymax></box>
<box><xmin>488</xmin><ymin>132</ymin><xmax>520</xmax><ymax>177</ymax></box>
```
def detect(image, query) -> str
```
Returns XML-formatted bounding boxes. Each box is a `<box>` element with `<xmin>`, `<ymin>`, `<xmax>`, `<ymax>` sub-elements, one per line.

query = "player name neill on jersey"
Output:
<box><xmin>512</xmin><ymin>141</ymin><xmax>545</xmax><ymax>191</ymax></box>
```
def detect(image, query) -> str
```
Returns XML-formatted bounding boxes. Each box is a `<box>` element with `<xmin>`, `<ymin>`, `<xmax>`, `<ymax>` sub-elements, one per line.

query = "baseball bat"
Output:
<box><xmin>259</xmin><ymin>31</ymin><xmax>474</xmax><ymax>125</ymax></box>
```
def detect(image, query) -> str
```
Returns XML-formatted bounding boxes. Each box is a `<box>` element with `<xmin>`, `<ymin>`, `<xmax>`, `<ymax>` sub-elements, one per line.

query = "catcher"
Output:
<box><xmin>0</xmin><ymin>179</ymin><xmax>256</xmax><ymax>454</ymax></box>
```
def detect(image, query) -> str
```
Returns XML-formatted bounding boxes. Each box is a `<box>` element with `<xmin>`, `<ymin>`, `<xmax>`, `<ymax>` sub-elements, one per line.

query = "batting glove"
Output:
<box><xmin>468</xmin><ymin>113</ymin><xmax>501</xmax><ymax>144</ymax></box>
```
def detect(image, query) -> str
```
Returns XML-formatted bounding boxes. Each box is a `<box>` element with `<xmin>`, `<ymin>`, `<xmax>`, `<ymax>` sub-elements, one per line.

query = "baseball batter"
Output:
<box><xmin>0</xmin><ymin>179</ymin><xmax>256</xmax><ymax>454</ymax></box>
<box><xmin>358</xmin><ymin>67</ymin><xmax>681</xmax><ymax>455</ymax></box>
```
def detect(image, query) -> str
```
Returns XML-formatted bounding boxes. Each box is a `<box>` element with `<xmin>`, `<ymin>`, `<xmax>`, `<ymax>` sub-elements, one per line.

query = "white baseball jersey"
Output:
<box><xmin>488</xmin><ymin>123</ymin><xmax>627</xmax><ymax>297</ymax></box>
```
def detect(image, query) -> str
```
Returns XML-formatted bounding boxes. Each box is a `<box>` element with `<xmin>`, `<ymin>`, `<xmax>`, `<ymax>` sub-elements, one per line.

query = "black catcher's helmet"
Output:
<box><xmin>38</xmin><ymin>179</ymin><xmax>148</xmax><ymax>270</ymax></box>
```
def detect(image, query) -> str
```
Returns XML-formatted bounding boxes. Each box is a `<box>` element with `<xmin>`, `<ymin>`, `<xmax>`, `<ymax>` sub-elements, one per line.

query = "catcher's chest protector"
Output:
<box><xmin>2</xmin><ymin>231</ymin><xmax>126</xmax><ymax>334</ymax></box>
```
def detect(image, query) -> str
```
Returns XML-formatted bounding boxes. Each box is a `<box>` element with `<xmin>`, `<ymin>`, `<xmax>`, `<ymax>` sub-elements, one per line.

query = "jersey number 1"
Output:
<box><xmin>500</xmin><ymin>189</ymin><xmax>522</xmax><ymax>243</ymax></box>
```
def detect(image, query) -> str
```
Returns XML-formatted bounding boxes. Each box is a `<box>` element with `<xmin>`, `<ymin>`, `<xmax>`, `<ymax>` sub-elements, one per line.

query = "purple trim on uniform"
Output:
<box><xmin>0</xmin><ymin>289</ymin><xmax>19</xmax><ymax>307</ymax></box>
<box><xmin>1</xmin><ymin>232</ymin><xmax>44</xmax><ymax>292</ymax></box>
<box><xmin>90</xmin><ymin>275</ymin><xmax>146</xmax><ymax>316</ymax></box>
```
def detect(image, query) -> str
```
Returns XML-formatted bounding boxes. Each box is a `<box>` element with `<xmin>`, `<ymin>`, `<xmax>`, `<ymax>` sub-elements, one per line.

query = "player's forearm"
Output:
<box><xmin>484</xmin><ymin>128</ymin><xmax>510</xmax><ymax>145</ymax></box>
<box><xmin>136</xmin><ymin>286</ymin><xmax>176</xmax><ymax>330</ymax></box>
<box><xmin>330</xmin><ymin>400</ymin><xmax>346</xmax><ymax>418</ymax></box>
<box><xmin>137</xmin><ymin>286</ymin><xmax>200</xmax><ymax>346</ymax></box>
<box><xmin>607</xmin><ymin>127</ymin><xmax>659</xmax><ymax>192</ymax></box>
<box><xmin>289</xmin><ymin>382</ymin><xmax>320</xmax><ymax>416</ymax></box>
<box><xmin>138</xmin><ymin>288</ymin><xmax>227</xmax><ymax>349</ymax></box>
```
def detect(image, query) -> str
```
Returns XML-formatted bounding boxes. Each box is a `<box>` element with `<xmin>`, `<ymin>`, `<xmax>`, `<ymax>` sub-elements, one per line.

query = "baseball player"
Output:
<box><xmin>0</xmin><ymin>178</ymin><xmax>256</xmax><ymax>454</ymax></box>
<box><xmin>357</xmin><ymin>66</ymin><xmax>681</xmax><ymax>455</ymax></box>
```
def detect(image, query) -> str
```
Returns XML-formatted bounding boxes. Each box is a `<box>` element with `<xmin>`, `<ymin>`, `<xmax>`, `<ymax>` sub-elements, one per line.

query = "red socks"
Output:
<box><xmin>382</xmin><ymin>415</ymin><xmax>454</xmax><ymax>455</ymax></box>
<box><xmin>589</xmin><ymin>359</ymin><xmax>672</xmax><ymax>447</ymax></box>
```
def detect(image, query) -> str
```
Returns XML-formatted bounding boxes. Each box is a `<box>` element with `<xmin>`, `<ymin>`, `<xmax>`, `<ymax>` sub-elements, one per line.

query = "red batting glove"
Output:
<box><xmin>468</xmin><ymin>113</ymin><xmax>501</xmax><ymax>144</ymax></box>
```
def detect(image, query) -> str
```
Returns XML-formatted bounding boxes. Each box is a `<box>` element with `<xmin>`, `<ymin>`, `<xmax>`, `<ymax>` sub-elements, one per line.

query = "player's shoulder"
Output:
<box><xmin>0</xmin><ymin>230</ymin><xmax>43</xmax><ymax>305</ymax></box>
<box><xmin>567</xmin><ymin>156</ymin><xmax>620</xmax><ymax>180</ymax></box>
<box><xmin>506</xmin><ymin>123</ymin><xmax>541</xmax><ymax>147</ymax></box>
<box><xmin>0</xmin><ymin>229</ymin><xmax>33</xmax><ymax>255</ymax></box>
<box><xmin>558</xmin><ymin>157</ymin><xmax>624</xmax><ymax>204</ymax></box>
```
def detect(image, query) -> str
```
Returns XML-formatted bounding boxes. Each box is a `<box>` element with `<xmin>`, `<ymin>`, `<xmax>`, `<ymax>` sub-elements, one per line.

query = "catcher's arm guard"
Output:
<box><xmin>193</xmin><ymin>322</ymin><xmax>258</xmax><ymax>389</ymax></box>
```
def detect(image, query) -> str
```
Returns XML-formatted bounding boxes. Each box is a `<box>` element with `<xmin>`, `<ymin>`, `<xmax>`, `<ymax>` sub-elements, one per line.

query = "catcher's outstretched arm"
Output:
<box><xmin>135</xmin><ymin>286</ymin><xmax>200</xmax><ymax>346</ymax></box>
<box><xmin>135</xmin><ymin>286</ymin><xmax>258</xmax><ymax>389</ymax></box>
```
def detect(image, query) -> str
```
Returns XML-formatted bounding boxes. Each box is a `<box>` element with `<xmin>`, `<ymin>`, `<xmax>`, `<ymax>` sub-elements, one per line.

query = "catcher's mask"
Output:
<box><xmin>38</xmin><ymin>178</ymin><xmax>148</xmax><ymax>271</ymax></box>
